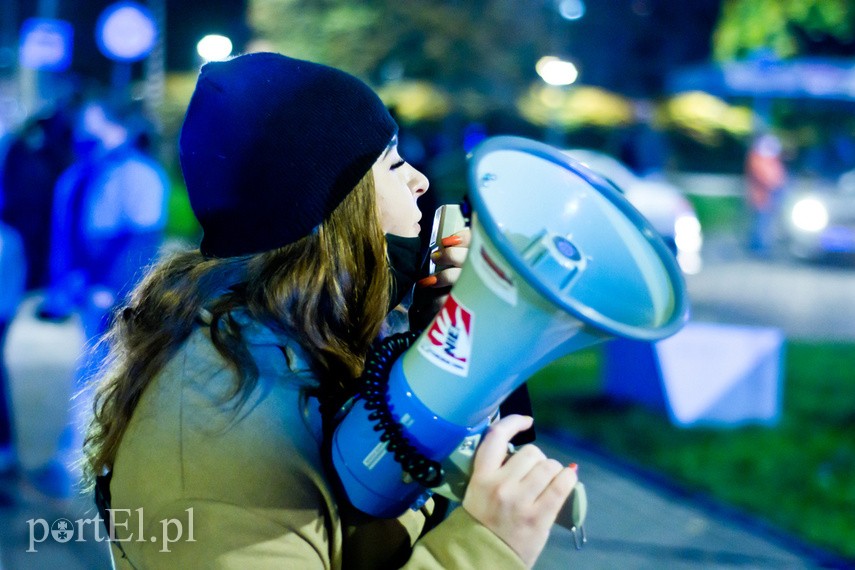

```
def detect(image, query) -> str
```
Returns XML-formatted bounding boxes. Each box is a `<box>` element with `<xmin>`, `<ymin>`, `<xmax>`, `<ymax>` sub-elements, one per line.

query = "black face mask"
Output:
<box><xmin>385</xmin><ymin>234</ymin><xmax>426</xmax><ymax>311</ymax></box>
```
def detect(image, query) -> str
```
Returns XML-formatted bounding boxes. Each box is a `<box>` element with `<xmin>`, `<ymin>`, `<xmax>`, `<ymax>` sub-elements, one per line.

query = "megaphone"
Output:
<box><xmin>332</xmin><ymin>136</ymin><xmax>689</xmax><ymax>517</ymax></box>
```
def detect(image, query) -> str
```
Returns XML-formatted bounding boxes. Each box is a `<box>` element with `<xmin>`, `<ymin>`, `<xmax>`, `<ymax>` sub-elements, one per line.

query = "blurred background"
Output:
<box><xmin>0</xmin><ymin>0</ymin><xmax>854</xmax><ymax>568</ymax></box>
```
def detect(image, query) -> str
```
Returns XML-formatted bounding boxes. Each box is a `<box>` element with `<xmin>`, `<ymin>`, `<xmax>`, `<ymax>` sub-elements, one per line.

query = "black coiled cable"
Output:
<box><xmin>359</xmin><ymin>332</ymin><xmax>445</xmax><ymax>488</ymax></box>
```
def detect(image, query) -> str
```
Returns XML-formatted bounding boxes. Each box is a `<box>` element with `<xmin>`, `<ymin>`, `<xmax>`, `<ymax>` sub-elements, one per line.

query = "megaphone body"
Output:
<box><xmin>332</xmin><ymin>136</ymin><xmax>689</xmax><ymax>518</ymax></box>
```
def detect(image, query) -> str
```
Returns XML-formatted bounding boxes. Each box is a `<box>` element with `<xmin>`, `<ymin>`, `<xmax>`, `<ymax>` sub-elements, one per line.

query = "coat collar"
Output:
<box><xmin>197</xmin><ymin>307</ymin><xmax>314</xmax><ymax>377</ymax></box>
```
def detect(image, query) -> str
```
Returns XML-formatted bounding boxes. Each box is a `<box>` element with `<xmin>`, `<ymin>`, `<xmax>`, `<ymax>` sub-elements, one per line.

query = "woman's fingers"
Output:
<box><xmin>472</xmin><ymin>414</ymin><xmax>533</xmax><ymax>474</ymax></box>
<box><xmin>534</xmin><ymin>465</ymin><xmax>578</xmax><ymax>520</ymax></box>
<box><xmin>441</xmin><ymin>228</ymin><xmax>471</xmax><ymax>248</ymax></box>
<box><xmin>416</xmin><ymin>229</ymin><xmax>471</xmax><ymax>290</ymax></box>
<box><xmin>464</xmin><ymin>416</ymin><xmax>578</xmax><ymax>568</ymax></box>
<box><xmin>499</xmin><ymin>444</ymin><xmax>547</xmax><ymax>480</ymax></box>
<box><xmin>432</xmin><ymin>267</ymin><xmax>461</xmax><ymax>288</ymax></box>
<box><xmin>432</xmin><ymin>245</ymin><xmax>468</xmax><ymax>269</ymax></box>
<box><xmin>504</xmin><ymin>450</ymin><xmax>562</xmax><ymax>504</ymax></box>
<box><xmin>416</xmin><ymin>267</ymin><xmax>460</xmax><ymax>289</ymax></box>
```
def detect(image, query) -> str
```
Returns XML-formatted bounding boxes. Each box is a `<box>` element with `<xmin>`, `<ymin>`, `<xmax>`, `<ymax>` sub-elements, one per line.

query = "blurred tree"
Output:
<box><xmin>656</xmin><ymin>91</ymin><xmax>753</xmax><ymax>146</ymax></box>
<box><xmin>714</xmin><ymin>0</ymin><xmax>855</xmax><ymax>60</ymax></box>
<box><xmin>655</xmin><ymin>91</ymin><xmax>754</xmax><ymax>172</ymax></box>
<box><xmin>376</xmin><ymin>80</ymin><xmax>452</xmax><ymax>123</ymax></box>
<box><xmin>247</xmin><ymin>0</ymin><xmax>555</xmax><ymax>113</ymax></box>
<box><xmin>517</xmin><ymin>84</ymin><xmax>634</xmax><ymax>130</ymax></box>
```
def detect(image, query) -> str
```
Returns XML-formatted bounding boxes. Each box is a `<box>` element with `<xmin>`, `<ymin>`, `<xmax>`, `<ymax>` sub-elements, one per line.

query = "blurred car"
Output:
<box><xmin>777</xmin><ymin>171</ymin><xmax>855</xmax><ymax>262</ymax></box>
<box><xmin>563</xmin><ymin>149</ymin><xmax>703</xmax><ymax>274</ymax></box>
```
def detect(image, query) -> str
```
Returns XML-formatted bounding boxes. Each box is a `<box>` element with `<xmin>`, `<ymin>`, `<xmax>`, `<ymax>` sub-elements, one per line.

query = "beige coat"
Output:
<box><xmin>108</xmin><ymin>312</ymin><xmax>525</xmax><ymax>569</ymax></box>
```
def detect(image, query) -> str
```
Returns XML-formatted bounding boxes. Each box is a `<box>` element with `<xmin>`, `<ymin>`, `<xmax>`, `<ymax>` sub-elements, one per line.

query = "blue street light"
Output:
<box><xmin>95</xmin><ymin>1</ymin><xmax>157</xmax><ymax>62</ymax></box>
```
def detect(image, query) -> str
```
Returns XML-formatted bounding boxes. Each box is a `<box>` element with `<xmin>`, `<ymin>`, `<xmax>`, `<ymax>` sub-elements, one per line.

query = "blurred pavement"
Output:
<box><xmin>537</xmin><ymin>431</ymin><xmax>851</xmax><ymax>569</ymax></box>
<box><xmin>686</xmin><ymin>233</ymin><xmax>855</xmax><ymax>341</ymax></box>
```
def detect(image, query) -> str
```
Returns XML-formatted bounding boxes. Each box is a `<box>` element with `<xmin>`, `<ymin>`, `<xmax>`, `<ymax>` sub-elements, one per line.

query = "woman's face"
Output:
<box><xmin>372</xmin><ymin>141</ymin><xmax>429</xmax><ymax>237</ymax></box>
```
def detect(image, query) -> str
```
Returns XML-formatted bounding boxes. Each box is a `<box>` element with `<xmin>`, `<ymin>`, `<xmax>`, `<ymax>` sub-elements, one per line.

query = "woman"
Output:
<box><xmin>84</xmin><ymin>52</ymin><xmax>576</xmax><ymax>569</ymax></box>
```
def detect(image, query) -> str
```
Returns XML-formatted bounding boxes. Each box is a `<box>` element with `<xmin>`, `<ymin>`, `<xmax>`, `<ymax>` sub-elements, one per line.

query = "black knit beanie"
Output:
<box><xmin>179</xmin><ymin>52</ymin><xmax>398</xmax><ymax>257</ymax></box>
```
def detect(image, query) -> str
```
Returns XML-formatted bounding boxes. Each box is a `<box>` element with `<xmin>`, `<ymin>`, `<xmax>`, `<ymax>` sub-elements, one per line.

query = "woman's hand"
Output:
<box><xmin>416</xmin><ymin>228</ymin><xmax>471</xmax><ymax>306</ymax></box>
<box><xmin>428</xmin><ymin>228</ymin><xmax>471</xmax><ymax>287</ymax></box>
<box><xmin>462</xmin><ymin>415</ymin><xmax>578</xmax><ymax>569</ymax></box>
<box><xmin>408</xmin><ymin>228</ymin><xmax>469</xmax><ymax>330</ymax></box>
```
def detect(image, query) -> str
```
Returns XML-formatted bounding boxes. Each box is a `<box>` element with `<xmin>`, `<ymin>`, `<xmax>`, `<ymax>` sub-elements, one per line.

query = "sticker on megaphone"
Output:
<box><xmin>418</xmin><ymin>293</ymin><xmax>474</xmax><ymax>377</ymax></box>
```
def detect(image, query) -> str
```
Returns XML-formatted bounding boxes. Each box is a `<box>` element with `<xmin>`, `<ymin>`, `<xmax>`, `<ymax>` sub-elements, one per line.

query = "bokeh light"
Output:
<box><xmin>196</xmin><ymin>34</ymin><xmax>233</xmax><ymax>62</ymax></box>
<box><xmin>536</xmin><ymin>56</ymin><xmax>579</xmax><ymax>86</ymax></box>
<box><xmin>558</xmin><ymin>0</ymin><xmax>586</xmax><ymax>21</ymax></box>
<box><xmin>790</xmin><ymin>197</ymin><xmax>829</xmax><ymax>233</ymax></box>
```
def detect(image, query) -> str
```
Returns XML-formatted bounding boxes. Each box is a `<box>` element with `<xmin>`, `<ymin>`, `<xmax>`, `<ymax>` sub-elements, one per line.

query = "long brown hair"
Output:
<box><xmin>83</xmin><ymin>170</ymin><xmax>390</xmax><ymax>485</ymax></box>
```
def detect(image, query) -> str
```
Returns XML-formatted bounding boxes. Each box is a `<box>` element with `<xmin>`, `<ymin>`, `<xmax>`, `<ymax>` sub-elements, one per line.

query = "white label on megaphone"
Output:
<box><xmin>418</xmin><ymin>294</ymin><xmax>474</xmax><ymax>377</ymax></box>
<box><xmin>471</xmin><ymin>244</ymin><xmax>518</xmax><ymax>306</ymax></box>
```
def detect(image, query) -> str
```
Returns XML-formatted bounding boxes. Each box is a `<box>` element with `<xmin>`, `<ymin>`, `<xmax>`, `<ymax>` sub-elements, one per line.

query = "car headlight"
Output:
<box><xmin>791</xmin><ymin>198</ymin><xmax>829</xmax><ymax>232</ymax></box>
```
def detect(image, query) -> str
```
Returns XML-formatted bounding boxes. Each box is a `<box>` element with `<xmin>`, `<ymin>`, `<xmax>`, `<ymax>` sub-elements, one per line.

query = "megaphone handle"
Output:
<box><xmin>436</xmin><ymin>436</ymin><xmax>588</xmax><ymax>550</ymax></box>
<box><xmin>505</xmin><ymin>445</ymin><xmax>588</xmax><ymax>549</ymax></box>
<box><xmin>555</xmin><ymin>481</ymin><xmax>588</xmax><ymax>550</ymax></box>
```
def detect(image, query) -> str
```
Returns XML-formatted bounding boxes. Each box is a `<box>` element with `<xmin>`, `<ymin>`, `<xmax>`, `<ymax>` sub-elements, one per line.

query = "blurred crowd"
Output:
<box><xmin>0</xmin><ymin>95</ymin><xmax>170</xmax><ymax>497</ymax></box>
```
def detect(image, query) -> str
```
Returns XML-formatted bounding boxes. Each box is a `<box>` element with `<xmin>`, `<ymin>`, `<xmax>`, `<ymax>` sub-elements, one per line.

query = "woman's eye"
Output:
<box><xmin>390</xmin><ymin>160</ymin><xmax>405</xmax><ymax>170</ymax></box>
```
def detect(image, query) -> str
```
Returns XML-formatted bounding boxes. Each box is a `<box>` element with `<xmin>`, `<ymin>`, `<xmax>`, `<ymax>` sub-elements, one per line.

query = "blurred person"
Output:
<box><xmin>0</xmin><ymin>219</ymin><xmax>25</xmax><ymax>474</ymax></box>
<box><xmin>0</xmin><ymin>105</ymin><xmax>76</xmax><ymax>290</ymax></box>
<box><xmin>745</xmin><ymin>133</ymin><xmax>786</xmax><ymax>255</ymax></box>
<box><xmin>39</xmin><ymin>98</ymin><xmax>169</xmax><ymax>339</ymax></box>
<box><xmin>30</xmin><ymin>99</ymin><xmax>169</xmax><ymax>498</ymax></box>
<box><xmin>84</xmin><ymin>53</ymin><xmax>577</xmax><ymax>569</ymax></box>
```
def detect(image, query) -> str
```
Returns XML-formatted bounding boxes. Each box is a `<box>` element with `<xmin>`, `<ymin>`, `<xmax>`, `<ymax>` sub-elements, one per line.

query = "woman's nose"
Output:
<box><xmin>409</xmin><ymin>166</ymin><xmax>429</xmax><ymax>197</ymax></box>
